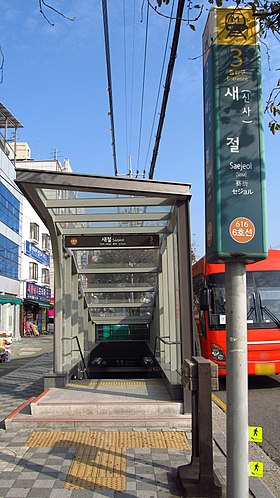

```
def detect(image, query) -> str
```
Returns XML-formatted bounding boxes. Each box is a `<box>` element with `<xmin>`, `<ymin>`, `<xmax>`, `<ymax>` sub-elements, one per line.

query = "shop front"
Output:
<box><xmin>23</xmin><ymin>282</ymin><xmax>51</xmax><ymax>334</ymax></box>
<box><xmin>0</xmin><ymin>295</ymin><xmax>22</xmax><ymax>341</ymax></box>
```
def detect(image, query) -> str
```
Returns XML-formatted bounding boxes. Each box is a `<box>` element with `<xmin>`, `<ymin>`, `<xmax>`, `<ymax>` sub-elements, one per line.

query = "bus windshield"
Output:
<box><xmin>207</xmin><ymin>270</ymin><xmax>280</xmax><ymax>329</ymax></box>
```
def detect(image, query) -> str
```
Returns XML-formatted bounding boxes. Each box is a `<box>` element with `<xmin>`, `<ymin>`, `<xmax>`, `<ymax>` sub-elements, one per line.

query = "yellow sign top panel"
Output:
<box><xmin>216</xmin><ymin>8</ymin><xmax>257</xmax><ymax>45</ymax></box>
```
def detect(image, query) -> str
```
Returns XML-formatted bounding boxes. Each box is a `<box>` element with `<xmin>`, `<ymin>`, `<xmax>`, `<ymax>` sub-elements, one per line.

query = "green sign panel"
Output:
<box><xmin>203</xmin><ymin>8</ymin><xmax>268</xmax><ymax>263</ymax></box>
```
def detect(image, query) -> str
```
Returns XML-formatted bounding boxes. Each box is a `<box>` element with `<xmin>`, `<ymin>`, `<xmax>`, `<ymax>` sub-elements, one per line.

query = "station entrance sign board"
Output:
<box><xmin>203</xmin><ymin>8</ymin><xmax>267</xmax><ymax>263</ymax></box>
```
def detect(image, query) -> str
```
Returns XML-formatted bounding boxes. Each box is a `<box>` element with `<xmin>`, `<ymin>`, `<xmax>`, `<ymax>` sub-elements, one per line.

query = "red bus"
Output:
<box><xmin>192</xmin><ymin>250</ymin><xmax>280</xmax><ymax>376</ymax></box>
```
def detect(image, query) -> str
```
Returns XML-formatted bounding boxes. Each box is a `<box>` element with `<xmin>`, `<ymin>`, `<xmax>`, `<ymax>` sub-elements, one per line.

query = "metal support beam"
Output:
<box><xmin>64</xmin><ymin>255</ymin><xmax>73</xmax><ymax>369</ymax></box>
<box><xmin>225</xmin><ymin>262</ymin><xmax>249</xmax><ymax>498</ymax></box>
<box><xmin>167</xmin><ymin>233</ymin><xmax>177</xmax><ymax>370</ymax></box>
<box><xmin>177</xmin><ymin>200</ymin><xmax>193</xmax><ymax>413</ymax></box>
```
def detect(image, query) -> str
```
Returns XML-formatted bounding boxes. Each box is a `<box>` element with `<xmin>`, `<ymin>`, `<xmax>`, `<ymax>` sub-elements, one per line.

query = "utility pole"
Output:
<box><xmin>225</xmin><ymin>262</ymin><xmax>249</xmax><ymax>498</ymax></box>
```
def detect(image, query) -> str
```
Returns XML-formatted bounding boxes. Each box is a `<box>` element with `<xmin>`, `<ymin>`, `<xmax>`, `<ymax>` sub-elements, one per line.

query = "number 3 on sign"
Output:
<box><xmin>230</xmin><ymin>48</ymin><xmax>243</xmax><ymax>67</ymax></box>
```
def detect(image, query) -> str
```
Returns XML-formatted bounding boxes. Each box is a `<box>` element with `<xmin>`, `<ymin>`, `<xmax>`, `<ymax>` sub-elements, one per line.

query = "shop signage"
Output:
<box><xmin>203</xmin><ymin>8</ymin><xmax>267</xmax><ymax>263</ymax></box>
<box><xmin>26</xmin><ymin>241</ymin><xmax>50</xmax><ymax>266</ymax></box>
<box><xmin>65</xmin><ymin>234</ymin><xmax>159</xmax><ymax>248</ymax></box>
<box><xmin>26</xmin><ymin>282</ymin><xmax>51</xmax><ymax>304</ymax></box>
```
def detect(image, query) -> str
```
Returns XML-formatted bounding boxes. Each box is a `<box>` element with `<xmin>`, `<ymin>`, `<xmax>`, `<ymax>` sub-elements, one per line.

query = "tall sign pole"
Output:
<box><xmin>202</xmin><ymin>8</ymin><xmax>268</xmax><ymax>498</ymax></box>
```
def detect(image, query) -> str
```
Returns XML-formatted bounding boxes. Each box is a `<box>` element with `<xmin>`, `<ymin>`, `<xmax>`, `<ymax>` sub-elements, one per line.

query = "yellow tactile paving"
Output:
<box><xmin>68</xmin><ymin>380</ymin><xmax>162</xmax><ymax>387</ymax></box>
<box><xmin>25</xmin><ymin>430</ymin><xmax>190</xmax><ymax>491</ymax></box>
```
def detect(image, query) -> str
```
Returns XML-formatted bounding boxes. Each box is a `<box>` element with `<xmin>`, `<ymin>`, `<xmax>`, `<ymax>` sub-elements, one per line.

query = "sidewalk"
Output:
<box><xmin>0</xmin><ymin>342</ymin><xmax>279</xmax><ymax>497</ymax></box>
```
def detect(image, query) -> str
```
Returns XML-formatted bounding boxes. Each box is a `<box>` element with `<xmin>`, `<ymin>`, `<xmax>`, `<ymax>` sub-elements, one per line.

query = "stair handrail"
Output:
<box><xmin>62</xmin><ymin>336</ymin><xmax>89</xmax><ymax>378</ymax></box>
<box><xmin>153</xmin><ymin>335</ymin><xmax>182</xmax><ymax>359</ymax></box>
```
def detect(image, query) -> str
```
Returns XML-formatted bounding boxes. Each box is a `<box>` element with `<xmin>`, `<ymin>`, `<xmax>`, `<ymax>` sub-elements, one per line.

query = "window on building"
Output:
<box><xmin>0</xmin><ymin>234</ymin><xmax>19</xmax><ymax>279</ymax></box>
<box><xmin>29</xmin><ymin>262</ymin><xmax>38</xmax><ymax>281</ymax></box>
<box><xmin>30</xmin><ymin>223</ymin><xmax>39</xmax><ymax>243</ymax></box>
<box><xmin>41</xmin><ymin>268</ymin><xmax>50</xmax><ymax>285</ymax></box>
<box><xmin>0</xmin><ymin>182</ymin><xmax>20</xmax><ymax>234</ymax></box>
<box><xmin>42</xmin><ymin>233</ymin><xmax>50</xmax><ymax>251</ymax></box>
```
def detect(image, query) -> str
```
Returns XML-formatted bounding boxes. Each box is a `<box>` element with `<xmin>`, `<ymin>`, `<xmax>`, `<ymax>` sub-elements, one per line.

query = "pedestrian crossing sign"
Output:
<box><xmin>249</xmin><ymin>462</ymin><xmax>264</xmax><ymax>478</ymax></box>
<box><xmin>249</xmin><ymin>426</ymin><xmax>263</xmax><ymax>442</ymax></box>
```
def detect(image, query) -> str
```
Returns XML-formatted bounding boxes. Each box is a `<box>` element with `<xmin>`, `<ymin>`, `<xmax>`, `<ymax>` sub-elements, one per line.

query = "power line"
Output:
<box><xmin>148</xmin><ymin>0</ymin><xmax>186</xmax><ymax>180</ymax></box>
<box><xmin>123</xmin><ymin>0</ymin><xmax>129</xmax><ymax>169</ymax></box>
<box><xmin>101</xmin><ymin>0</ymin><xmax>118</xmax><ymax>176</ymax></box>
<box><xmin>144</xmin><ymin>0</ymin><xmax>175</xmax><ymax>173</ymax></box>
<box><xmin>128</xmin><ymin>0</ymin><xmax>136</xmax><ymax>167</ymax></box>
<box><xmin>136</xmin><ymin>1</ymin><xmax>150</xmax><ymax>173</ymax></box>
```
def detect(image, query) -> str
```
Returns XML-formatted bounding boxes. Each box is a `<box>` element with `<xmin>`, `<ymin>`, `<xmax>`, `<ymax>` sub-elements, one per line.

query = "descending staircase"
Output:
<box><xmin>5</xmin><ymin>379</ymin><xmax>191</xmax><ymax>430</ymax></box>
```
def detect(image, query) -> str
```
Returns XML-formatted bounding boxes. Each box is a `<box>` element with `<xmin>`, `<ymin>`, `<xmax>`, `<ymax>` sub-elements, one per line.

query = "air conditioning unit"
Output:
<box><xmin>29</xmin><ymin>238</ymin><xmax>39</xmax><ymax>245</ymax></box>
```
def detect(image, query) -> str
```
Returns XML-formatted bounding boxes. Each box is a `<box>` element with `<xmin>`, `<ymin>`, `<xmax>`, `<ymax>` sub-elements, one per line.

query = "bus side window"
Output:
<box><xmin>193</xmin><ymin>274</ymin><xmax>207</xmax><ymax>336</ymax></box>
<box><xmin>199</xmin><ymin>287</ymin><xmax>211</xmax><ymax>310</ymax></box>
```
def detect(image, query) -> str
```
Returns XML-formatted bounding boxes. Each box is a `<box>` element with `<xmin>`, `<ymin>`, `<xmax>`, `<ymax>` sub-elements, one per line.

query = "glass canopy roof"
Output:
<box><xmin>15</xmin><ymin>169</ymin><xmax>191</xmax><ymax>326</ymax></box>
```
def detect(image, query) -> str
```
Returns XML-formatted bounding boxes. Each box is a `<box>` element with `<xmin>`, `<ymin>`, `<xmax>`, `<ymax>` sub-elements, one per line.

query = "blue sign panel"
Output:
<box><xmin>26</xmin><ymin>282</ymin><xmax>51</xmax><ymax>304</ymax></box>
<box><xmin>25</xmin><ymin>241</ymin><xmax>50</xmax><ymax>266</ymax></box>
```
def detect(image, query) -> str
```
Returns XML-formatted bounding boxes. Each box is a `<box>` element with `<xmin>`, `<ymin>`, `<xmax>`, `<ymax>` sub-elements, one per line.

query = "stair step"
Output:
<box><xmin>31</xmin><ymin>401</ymin><xmax>183</xmax><ymax>417</ymax></box>
<box><xmin>5</xmin><ymin>380</ymin><xmax>192</xmax><ymax>431</ymax></box>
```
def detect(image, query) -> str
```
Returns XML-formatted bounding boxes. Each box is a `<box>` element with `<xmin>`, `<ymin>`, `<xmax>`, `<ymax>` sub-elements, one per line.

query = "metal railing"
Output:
<box><xmin>62</xmin><ymin>336</ymin><xmax>89</xmax><ymax>378</ymax></box>
<box><xmin>153</xmin><ymin>335</ymin><xmax>181</xmax><ymax>360</ymax></box>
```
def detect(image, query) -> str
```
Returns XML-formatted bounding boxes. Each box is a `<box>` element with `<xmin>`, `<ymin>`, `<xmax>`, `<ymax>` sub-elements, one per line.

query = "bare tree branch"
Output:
<box><xmin>0</xmin><ymin>46</ymin><xmax>4</xmax><ymax>84</ymax></box>
<box><xmin>38</xmin><ymin>0</ymin><xmax>75</xmax><ymax>26</ymax></box>
<box><xmin>147</xmin><ymin>0</ymin><xmax>203</xmax><ymax>24</ymax></box>
<box><xmin>265</xmin><ymin>78</ymin><xmax>280</xmax><ymax>133</ymax></box>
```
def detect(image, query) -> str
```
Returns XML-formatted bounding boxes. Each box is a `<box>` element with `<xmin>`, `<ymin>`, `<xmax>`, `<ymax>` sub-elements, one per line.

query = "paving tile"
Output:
<box><xmin>46</xmin><ymin>457</ymin><xmax>66</xmax><ymax>464</ymax></box>
<box><xmin>32</xmin><ymin>479</ymin><xmax>55</xmax><ymax>488</ymax></box>
<box><xmin>126</xmin><ymin>480</ymin><xmax>138</xmax><ymax>490</ymax></box>
<box><xmin>135</xmin><ymin>466</ymin><xmax>155</xmax><ymax>474</ymax></box>
<box><xmin>0</xmin><ymin>488</ymin><xmax>10</xmax><ymax>497</ymax></box>
<box><xmin>136</xmin><ymin>481</ymin><xmax>158</xmax><ymax>491</ymax></box>
<box><xmin>27</xmin><ymin>490</ymin><xmax>56</xmax><ymax>498</ymax></box>
<box><xmin>6</xmin><ymin>488</ymin><xmax>29</xmax><ymax>497</ymax></box>
<box><xmin>49</xmin><ymin>489</ymin><xmax>73</xmax><ymax>498</ymax></box>
<box><xmin>70</xmin><ymin>491</ymin><xmax>97</xmax><ymax>498</ymax></box>
<box><xmin>12</xmin><ymin>480</ymin><xmax>37</xmax><ymax>488</ymax></box>
<box><xmin>52</xmin><ymin>479</ymin><xmax>67</xmax><ymax>489</ymax></box>
<box><xmin>18</xmin><ymin>472</ymin><xmax>39</xmax><ymax>480</ymax></box>
<box><xmin>36</xmin><ymin>471</ymin><xmax>60</xmax><ymax>479</ymax></box>
<box><xmin>136</xmin><ymin>491</ymin><xmax>158</xmax><ymax>497</ymax></box>
<box><xmin>0</xmin><ymin>479</ymin><xmax>16</xmax><ymax>487</ymax></box>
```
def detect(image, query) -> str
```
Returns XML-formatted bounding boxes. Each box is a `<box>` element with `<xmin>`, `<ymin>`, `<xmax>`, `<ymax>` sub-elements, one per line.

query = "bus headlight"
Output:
<box><xmin>211</xmin><ymin>344</ymin><xmax>226</xmax><ymax>362</ymax></box>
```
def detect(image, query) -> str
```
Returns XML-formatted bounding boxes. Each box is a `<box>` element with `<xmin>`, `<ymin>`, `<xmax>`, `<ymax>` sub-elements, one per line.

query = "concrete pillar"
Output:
<box><xmin>167</xmin><ymin>233</ymin><xmax>177</xmax><ymax>371</ymax></box>
<box><xmin>158</xmin><ymin>271</ymin><xmax>164</xmax><ymax>360</ymax></box>
<box><xmin>64</xmin><ymin>256</ymin><xmax>73</xmax><ymax>369</ymax></box>
<box><xmin>54</xmin><ymin>234</ymin><xmax>64</xmax><ymax>374</ymax></box>
<box><xmin>71</xmin><ymin>271</ymin><xmax>79</xmax><ymax>363</ymax></box>
<box><xmin>13</xmin><ymin>305</ymin><xmax>21</xmax><ymax>341</ymax></box>
<box><xmin>162</xmin><ymin>244</ymin><xmax>170</xmax><ymax>364</ymax></box>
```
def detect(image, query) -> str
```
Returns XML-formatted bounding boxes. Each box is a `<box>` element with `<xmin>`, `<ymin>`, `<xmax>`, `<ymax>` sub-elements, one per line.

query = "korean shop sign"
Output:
<box><xmin>203</xmin><ymin>8</ymin><xmax>267</xmax><ymax>263</ymax></box>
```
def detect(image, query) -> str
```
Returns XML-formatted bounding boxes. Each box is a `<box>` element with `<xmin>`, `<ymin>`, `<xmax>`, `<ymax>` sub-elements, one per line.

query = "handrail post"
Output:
<box><xmin>74</xmin><ymin>336</ymin><xmax>89</xmax><ymax>378</ymax></box>
<box><xmin>153</xmin><ymin>335</ymin><xmax>182</xmax><ymax>360</ymax></box>
<box><xmin>62</xmin><ymin>336</ymin><xmax>89</xmax><ymax>379</ymax></box>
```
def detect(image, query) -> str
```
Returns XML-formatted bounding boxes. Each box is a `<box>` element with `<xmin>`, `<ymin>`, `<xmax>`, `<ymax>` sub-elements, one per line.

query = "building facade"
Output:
<box><xmin>0</xmin><ymin>105</ymin><xmax>23</xmax><ymax>340</ymax></box>
<box><xmin>16</xmin><ymin>151</ymin><xmax>73</xmax><ymax>335</ymax></box>
<box><xmin>20</xmin><ymin>199</ymin><xmax>52</xmax><ymax>334</ymax></box>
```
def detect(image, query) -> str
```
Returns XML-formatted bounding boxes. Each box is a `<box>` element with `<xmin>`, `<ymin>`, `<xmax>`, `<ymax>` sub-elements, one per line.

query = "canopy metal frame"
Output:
<box><xmin>15</xmin><ymin>169</ymin><xmax>194</xmax><ymax>401</ymax></box>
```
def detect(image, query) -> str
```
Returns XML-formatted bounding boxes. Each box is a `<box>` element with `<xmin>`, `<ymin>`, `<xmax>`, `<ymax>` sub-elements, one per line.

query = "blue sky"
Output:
<box><xmin>1</xmin><ymin>1</ymin><xmax>279</xmax><ymax>258</ymax></box>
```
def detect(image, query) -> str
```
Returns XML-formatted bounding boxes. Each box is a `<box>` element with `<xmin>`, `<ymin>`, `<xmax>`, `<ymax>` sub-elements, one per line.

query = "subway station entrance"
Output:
<box><xmin>16</xmin><ymin>169</ymin><xmax>194</xmax><ymax>403</ymax></box>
